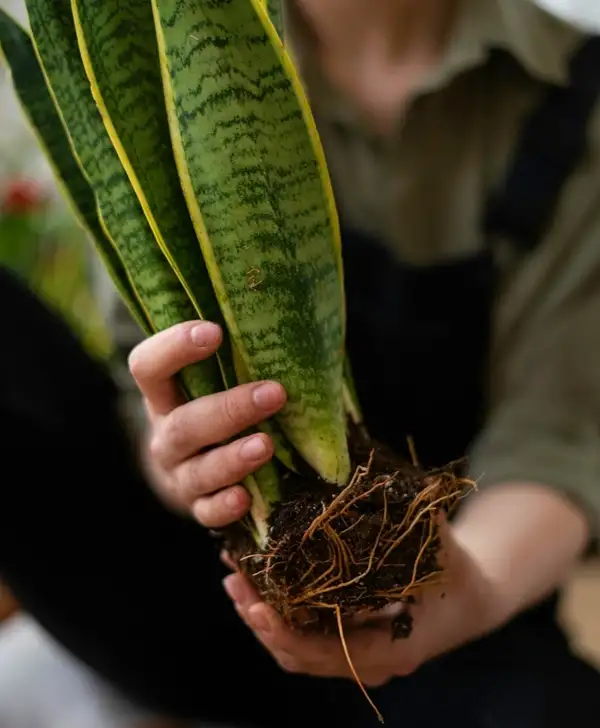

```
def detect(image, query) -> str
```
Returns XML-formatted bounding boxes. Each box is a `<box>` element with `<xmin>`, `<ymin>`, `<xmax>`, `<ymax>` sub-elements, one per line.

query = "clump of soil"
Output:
<box><xmin>228</xmin><ymin>428</ymin><xmax>471</xmax><ymax>639</ymax></box>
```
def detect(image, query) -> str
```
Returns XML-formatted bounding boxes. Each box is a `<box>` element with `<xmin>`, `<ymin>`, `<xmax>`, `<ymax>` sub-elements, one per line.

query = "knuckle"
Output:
<box><xmin>173</xmin><ymin>461</ymin><xmax>199</xmax><ymax>504</ymax></box>
<box><xmin>127</xmin><ymin>346</ymin><xmax>148</xmax><ymax>383</ymax></box>
<box><xmin>190</xmin><ymin>449</ymin><xmax>241</xmax><ymax>497</ymax></box>
<box><xmin>277</xmin><ymin>654</ymin><xmax>302</xmax><ymax>674</ymax></box>
<box><xmin>148</xmin><ymin>432</ymin><xmax>167</xmax><ymax>466</ymax></box>
<box><xmin>161</xmin><ymin>409</ymin><xmax>189</xmax><ymax>453</ymax></box>
<box><xmin>163</xmin><ymin>478</ymin><xmax>183</xmax><ymax>508</ymax></box>
<box><xmin>221</xmin><ymin>390</ymin><xmax>248</xmax><ymax>428</ymax></box>
<box><xmin>191</xmin><ymin>499</ymin><xmax>212</xmax><ymax>527</ymax></box>
<box><xmin>195</xmin><ymin>497</ymin><xmax>228</xmax><ymax>529</ymax></box>
<box><xmin>178</xmin><ymin>457</ymin><xmax>217</xmax><ymax>502</ymax></box>
<box><xmin>219</xmin><ymin>446</ymin><xmax>249</xmax><ymax>483</ymax></box>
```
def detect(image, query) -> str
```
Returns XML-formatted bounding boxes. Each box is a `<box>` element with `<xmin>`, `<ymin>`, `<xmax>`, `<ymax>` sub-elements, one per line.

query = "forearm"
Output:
<box><xmin>453</xmin><ymin>482</ymin><xmax>590</xmax><ymax>625</ymax></box>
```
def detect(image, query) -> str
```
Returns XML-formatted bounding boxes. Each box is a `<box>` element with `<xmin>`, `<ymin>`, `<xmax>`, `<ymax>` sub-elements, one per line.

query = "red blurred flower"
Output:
<box><xmin>1</xmin><ymin>178</ymin><xmax>47</xmax><ymax>215</ymax></box>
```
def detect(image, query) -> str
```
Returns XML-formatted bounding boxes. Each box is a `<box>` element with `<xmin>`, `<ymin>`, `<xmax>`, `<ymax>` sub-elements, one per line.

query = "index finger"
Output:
<box><xmin>128</xmin><ymin>320</ymin><xmax>222</xmax><ymax>416</ymax></box>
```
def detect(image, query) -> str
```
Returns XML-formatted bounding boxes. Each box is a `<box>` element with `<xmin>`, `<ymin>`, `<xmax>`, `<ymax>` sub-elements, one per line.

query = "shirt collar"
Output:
<box><xmin>282</xmin><ymin>0</ymin><xmax>584</xmax><ymax>122</ymax></box>
<box><xmin>484</xmin><ymin>0</ymin><xmax>583</xmax><ymax>86</ymax></box>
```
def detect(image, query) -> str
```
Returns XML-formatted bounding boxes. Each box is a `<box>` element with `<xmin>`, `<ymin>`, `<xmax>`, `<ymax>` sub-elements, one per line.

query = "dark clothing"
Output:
<box><xmin>2</xmin><ymin>32</ymin><xmax>600</xmax><ymax>728</ymax></box>
<box><xmin>1</xmin><ymin>267</ymin><xmax>600</xmax><ymax>728</ymax></box>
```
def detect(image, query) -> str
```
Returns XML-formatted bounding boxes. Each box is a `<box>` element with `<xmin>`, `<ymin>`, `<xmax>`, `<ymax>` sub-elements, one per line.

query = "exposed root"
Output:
<box><xmin>230</xmin><ymin>439</ymin><xmax>474</xmax><ymax>636</ymax></box>
<box><xmin>335</xmin><ymin>606</ymin><xmax>384</xmax><ymax>724</ymax></box>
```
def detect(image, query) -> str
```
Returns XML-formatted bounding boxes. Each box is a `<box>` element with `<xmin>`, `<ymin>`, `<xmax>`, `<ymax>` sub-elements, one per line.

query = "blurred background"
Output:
<box><xmin>0</xmin><ymin>0</ymin><xmax>116</xmax><ymax>363</ymax></box>
<box><xmin>0</xmin><ymin>1</ymin><xmax>179</xmax><ymax>725</ymax></box>
<box><xmin>0</xmin><ymin>0</ymin><xmax>599</xmax><ymax>726</ymax></box>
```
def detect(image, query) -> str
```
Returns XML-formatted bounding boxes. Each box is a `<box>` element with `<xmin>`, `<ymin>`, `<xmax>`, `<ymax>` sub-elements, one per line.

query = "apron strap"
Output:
<box><xmin>484</xmin><ymin>36</ymin><xmax>600</xmax><ymax>252</ymax></box>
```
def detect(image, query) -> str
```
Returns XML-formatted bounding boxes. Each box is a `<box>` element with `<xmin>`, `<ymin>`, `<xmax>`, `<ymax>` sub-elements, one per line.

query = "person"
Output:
<box><xmin>2</xmin><ymin>0</ymin><xmax>600</xmax><ymax>726</ymax></box>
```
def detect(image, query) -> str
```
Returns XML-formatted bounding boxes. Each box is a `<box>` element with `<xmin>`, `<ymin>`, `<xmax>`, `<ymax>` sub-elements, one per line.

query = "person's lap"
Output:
<box><xmin>374</xmin><ymin>597</ymin><xmax>600</xmax><ymax>728</ymax></box>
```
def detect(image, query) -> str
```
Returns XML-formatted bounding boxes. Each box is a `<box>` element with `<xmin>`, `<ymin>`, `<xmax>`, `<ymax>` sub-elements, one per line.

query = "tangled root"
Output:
<box><xmin>232</xmin><ymin>442</ymin><xmax>473</xmax><ymax>637</ymax></box>
<box><xmin>226</xmin><ymin>436</ymin><xmax>474</xmax><ymax>723</ymax></box>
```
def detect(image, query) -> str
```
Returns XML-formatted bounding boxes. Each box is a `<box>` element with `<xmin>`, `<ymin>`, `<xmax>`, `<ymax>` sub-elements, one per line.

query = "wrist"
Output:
<box><xmin>452</xmin><ymin>482</ymin><xmax>589</xmax><ymax>625</ymax></box>
<box><xmin>450</xmin><ymin>524</ymin><xmax>516</xmax><ymax>635</ymax></box>
<box><xmin>448</xmin><ymin>524</ymin><xmax>510</xmax><ymax>639</ymax></box>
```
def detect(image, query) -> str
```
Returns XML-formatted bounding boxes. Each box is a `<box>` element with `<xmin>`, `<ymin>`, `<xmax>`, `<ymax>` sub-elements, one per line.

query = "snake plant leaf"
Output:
<box><xmin>231</xmin><ymin>341</ymin><xmax>300</xmax><ymax>473</ymax></box>
<box><xmin>70</xmin><ymin>0</ymin><xmax>235</xmax><ymax>387</ymax></box>
<box><xmin>257</xmin><ymin>0</ymin><xmax>363</xmax><ymax>432</ymax></box>
<box><xmin>71</xmin><ymin>0</ymin><xmax>285</xmax><ymax>516</ymax></box>
<box><xmin>24</xmin><ymin>0</ymin><xmax>223</xmax><ymax>399</ymax></box>
<box><xmin>0</xmin><ymin>8</ymin><xmax>151</xmax><ymax>336</ymax></box>
<box><xmin>265</xmin><ymin>0</ymin><xmax>284</xmax><ymax>38</ymax></box>
<box><xmin>152</xmin><ymin>0</ymin><xmax>350</xmax><ymax>485</ymax></box>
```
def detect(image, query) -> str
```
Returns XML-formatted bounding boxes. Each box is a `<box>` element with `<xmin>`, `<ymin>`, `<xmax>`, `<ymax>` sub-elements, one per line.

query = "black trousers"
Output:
<box><xmin>2</xmin><ymin>268</ymin><xmax>600</xmax><ymax>728</ymax></box>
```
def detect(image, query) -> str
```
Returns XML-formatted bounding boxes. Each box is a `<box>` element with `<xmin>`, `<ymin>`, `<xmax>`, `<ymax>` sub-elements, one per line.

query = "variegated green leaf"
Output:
<box><xmin>266</xmin><ymin>0</ymin><xmax>284</xmax><ymax>38</ymax></box>
<box><xmin>71</xmin><ymin>0</ymin><xmax>235</xmax><ymax>387</ymax></box>
<box><xmin>0</xmin><ymin>8</ymin><xmax>151</xmax><ymax>336</ymax></box>
<box><xmin>231</xmin><ymin>341</ymin><xmax>300</xmax><ymax>473</ymax></box>
<box><xmin>25</xmin><ymin>0</ymin><xmax>223</xmax><ymax>399</ymax></box>
<box><xmin>153</xmin><ymin>0</ymin><xmax>350</xmax><ymax>485</ymax></box>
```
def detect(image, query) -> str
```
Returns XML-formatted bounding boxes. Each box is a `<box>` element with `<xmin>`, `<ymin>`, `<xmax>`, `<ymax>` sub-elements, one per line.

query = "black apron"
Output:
<box><xmin>345</xmin><ymin>37</ymin><xmax>600</xmax><ymax>469</ymax></box>
<box><xmin>334</xmin><ymin>35</ymin><xmax>600</xmax><ymax>728</ymax></box>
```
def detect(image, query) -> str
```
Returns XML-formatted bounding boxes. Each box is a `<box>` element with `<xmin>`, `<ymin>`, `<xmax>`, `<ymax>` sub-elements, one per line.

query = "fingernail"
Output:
<box><xmin>190</xmin><ymin>323</ymin><xmax>220</xmax><ymax>347</ymax></box>
<box><xmin>252</xmin><ymin>382</ymin><xmax>283</xmax><ymax>410</ymax></box>
<box><xmin>248</xmin><ymin>607</ymin><xmax>271</xmax><ymax>635</ymax></box>
<box><xmin>240</xmin><ymin>436</ymin><xmax>268</xmax><ymax>461</ymax></box>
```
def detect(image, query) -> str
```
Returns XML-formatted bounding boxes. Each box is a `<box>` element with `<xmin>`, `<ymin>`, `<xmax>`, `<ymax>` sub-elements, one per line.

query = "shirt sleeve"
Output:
<box><xmin>468</xmin><ymin>250</ymin><xmax>600</xmax><ymax>537</ymax></box>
